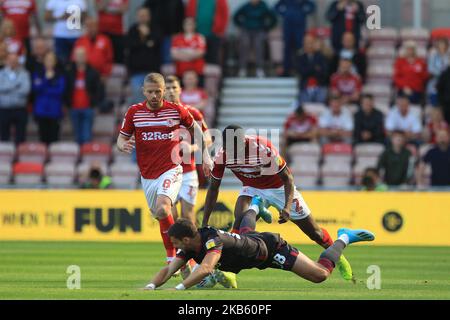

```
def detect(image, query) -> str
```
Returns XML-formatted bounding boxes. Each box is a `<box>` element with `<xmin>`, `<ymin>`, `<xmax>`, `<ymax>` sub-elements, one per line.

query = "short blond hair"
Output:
<box><xmin>144</xmin><ymin>73</ymin><xmax>165</xmax><ymax>86</ymax></box>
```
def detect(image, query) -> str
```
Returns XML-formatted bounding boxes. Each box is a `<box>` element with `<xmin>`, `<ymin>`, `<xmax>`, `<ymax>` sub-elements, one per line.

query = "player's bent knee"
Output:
<box><xmin>310</xmin><ymin>269</ymin><xmax>329</xmax><ymax>283</ymax></box>
<box><xmin>155</xmin><ymin>205</ymin><xmax>172</xmax><ymax>220</ymax></box>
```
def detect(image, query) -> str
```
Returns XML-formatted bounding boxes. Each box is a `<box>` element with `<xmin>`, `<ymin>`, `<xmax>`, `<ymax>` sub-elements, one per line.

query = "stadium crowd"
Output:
<box><xmin>0</xmin><ymin>0</ymin><xmax>449</xmax><ymax>189</ymax></box>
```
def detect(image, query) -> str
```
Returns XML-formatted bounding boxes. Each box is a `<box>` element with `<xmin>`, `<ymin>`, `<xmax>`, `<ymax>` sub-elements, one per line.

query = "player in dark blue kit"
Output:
<box><xmin>144</xmin><ymin>212</ymin><xmax>375</xmax><ymax>290</ymax></box>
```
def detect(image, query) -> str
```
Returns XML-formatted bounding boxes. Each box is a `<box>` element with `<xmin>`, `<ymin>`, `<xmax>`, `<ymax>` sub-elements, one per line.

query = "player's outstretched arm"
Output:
<box><xmin>277</xmin><ymin>167</ymin><xmax>295</xmax><ymax>224</ymax></box>
<box><xmin>146</xmin><ymin>257</ymin><xmax>185</xmax><ymax>290</ymax></box>
<box><xmin>177</xmin><ymin>251</ymin><xmax>221</xmax><ymax>289</ymax></box>
<box><xmin>201</xmin><ymin>177</ymin><xmax>222</xmax><ymax>227</ymax></box>
<box><xmin>116</xmin><ymin>134</ymin><xmax>135</xmax><ymax>154</ymax></box>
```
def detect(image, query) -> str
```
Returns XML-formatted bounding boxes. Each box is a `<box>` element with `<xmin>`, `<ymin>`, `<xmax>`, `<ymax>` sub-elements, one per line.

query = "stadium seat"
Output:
<box><xmin>45</xmin><ymin>162</ymin><xmax>76</xmax><ymax>187</ymax></box>
<box><xmin>48</xmin><ymin>142</ymin><xmax>80</xmax><ymax>164</ymax></box>
<box><xmin>0</xmin><ymin>163</ymin><xmax>12</xmax><ymax>184</ymax></box>
<box><xmin>367</xmin><ymin>64</ymin><xmax>394</xmax><ymax>82</ymax></box>
<box><xmin>322</xmin><ymin>143</ymin><xmax>353</xmax><ymax>165</ymax></box>
<box><xmin>105</xmin><ymin>77</ymin><xmax>124</xmax><ymax>107</ymax></box>
<box><xmin>17</xmin><ymin>142</ymin><xmax>47</xmax><ymax>164</ymax></box>
<box><xmin>13</xmin><ymin>162</ymin><xmax>44</xmax><ymax>185</ymax></box>
<box><xmin>321</xmin><ymin>162</ymin><xmax>352</xmax><ymax>188</ymax></box>
<box><xmin>110</xmin><ymin>162</ymin><xmax>139</xmax><ymax>189</ymax></box>
<box><xmin>400</xmin><ymin>28</ymin><xmax>430</xmax><ymax>47</ymax></box>
<box><xmin>288</xmin><ymin>142</ymin><xmax>321</xmax><ymax>157</ymax></box>
<box><xmin>369</xmin><ymin>28</ymin><xmax>398</xmax><ymax>47</ymax></box>
<box><xmin>375</xmin><ymin>103</ymin><xmax>391</xmax><ymax>116</ymax></box>
<box><xmin>291</xmin><ymin>162</ymin><xmax>319</xmax><ymax>189</ymax></box>
<box><xmin>80</xmin><ymin>142</ymin><xmax>112</xmax><ymax>164</ymax></box>
<box><xmin>0</xmin><ymin>142</ymin><xmax>15</xmax><ymax>164</ymax></box>
<box><xmin>93</xmin><ymin>114</ymin><xmax>117</xmax><ymax>143</ymax></box>
<box><xmin>367</xmin><ymin>46</ymin><xmax>397</xmax><ymax>60</ymax></box>
<box><xmin>354</xmin><ymin>143</ymin><xmax>385</xmax><ymax>159</ymax></box>
<box><xmin>303</xmin><ymin>103</ymin><xmax>327</xmax><ymax>118</ymax></box>
<box><xmin>363</xmin><ymin>84</ymin><xmax>393</xmax><ymax>100</ymax></box>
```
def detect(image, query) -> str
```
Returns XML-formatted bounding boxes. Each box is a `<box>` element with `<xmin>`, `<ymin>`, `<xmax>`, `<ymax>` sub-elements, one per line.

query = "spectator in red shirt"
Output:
<box><xmin>180</xmin><ymin>70</ymin><xmax>208</xmax><ymax>114</ymax></box>
<box><xmin>393</xmin><ymin>40</ymin><xmax>429</xmax><ymax>104</ymax></box>
<box><xmin>72</xmin><ymin>17</ymin><xmax>114</xmax><ymax>78</ymax></box>
<box><xmin>0</xmin><ymin>0</ymin><xmax>40</xmax><ymax>53</ymax></box>
<box><xmin>185</xmin><ymin>0</ymin><xmax>229</xmax><ymax>65</ymax></box>
<box><xmin>96</xmin><ymin>0</ymin><xmax>128</xmax><ymax>64</ymax></box>
<box><xmin>424</xmin><ymin>107</ymin><xmax>449</xmax><ymax>144</ymax></box>
<box><xmin>283</xmin><ymin>104</ymin><xmax>318</xmax><ymax>150</ymax></box>
<box><xmin>330</xmin><ymin>57</ymin><xmax>362</xmax><ymax>104</ymax></box>
<box><xmin>66</xmin><ymin>47</ymin><xmax>103</xmax><ymax>145</ymax></box>
<box><xmin>0</xmin><ymin>18</ymin><xmax>25</xmax><ymax>64</ymax></box>
<box><xmin>171</xmin><ymin>17</ymin><xmax>206</xmax><ymax>79</ymax></box>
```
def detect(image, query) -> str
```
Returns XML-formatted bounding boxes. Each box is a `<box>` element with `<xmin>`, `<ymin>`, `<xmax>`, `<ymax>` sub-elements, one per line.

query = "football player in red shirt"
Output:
<box><xmin>201</xmin><ymin>125</ymin><xmax>353</xmax><ymax>281</ymax></box>
<box><xmin>164</xmin><ymin>75</ymin><xmax>212</xmax><ymax>224</ymax></box>
<box><xmin>117</xmin><ymin>73</ymin><xmax>212</xmax><ymax>265</ymax></box>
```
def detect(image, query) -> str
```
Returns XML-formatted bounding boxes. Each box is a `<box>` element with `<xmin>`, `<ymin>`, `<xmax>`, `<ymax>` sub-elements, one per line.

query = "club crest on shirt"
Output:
<box><xmin>205</xmin><ymin>239</ymin><xmax>216</xmax><ymax>250</ymax></box>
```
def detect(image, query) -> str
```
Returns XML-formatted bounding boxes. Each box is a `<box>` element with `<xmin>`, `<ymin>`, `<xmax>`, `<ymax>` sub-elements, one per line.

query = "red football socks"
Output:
<box><xmin>159</xmin><ymin>215</ymin><xmax>175</xmax><ymax>259</ymax></box>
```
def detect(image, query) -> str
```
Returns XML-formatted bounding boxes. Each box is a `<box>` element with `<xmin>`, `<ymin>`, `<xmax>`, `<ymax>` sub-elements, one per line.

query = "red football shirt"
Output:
<box><xmin>97</xmin><ymin>0</ymin><xmax>127</xmax><ymax>35</ymax></box>
<box><xmin>1</xmin><ymin>0</ymin><xmax>36</xmax><ymax>40</ymax></box>
<box><xmin>171</xmin><ymin>33</ymin><xmax>206</xmax><ymax>76</ymax></box>
<box><xmin>120</xmin><ymin>100</ymin><xmax>195</xmax><ymax>179</ymax></box>
<box><xmin>330</xmin><ymin>72</ymin><xmax>362</xmax><ymax>96</ymax></box>
<box><xmin>72</xmin><ymin>70</ymin><xmax>90</xmax><ymax>109</ymax></box>
<box><xmin>179</xmin><ymin>104</ymin><xmax>208</xmax><ymax>174</ymax></box>
<box><xmin>180</xmin><ymin>88</ymin><xmax>208</xmax><ymax>112</ymax></box>
<box><xmin>72</xmin><ymin>34</ymin><xmax>114</xmax><ymax>76</ymax></box>
<box><xmin>211</xmin><ymin>136</ymin><xmax>287</xmax><ymax>189</ymax></box>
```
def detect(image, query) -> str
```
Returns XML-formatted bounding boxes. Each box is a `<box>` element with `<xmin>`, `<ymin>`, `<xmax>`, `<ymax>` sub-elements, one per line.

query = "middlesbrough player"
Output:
<box><xmin>144</xmin><ymin>218</ymin><xmax>374</xmax><ymax>290</ymax></box>
<box><xmin>117</xmin><ymin>73</ymin><xmax>211</xmax><ymax>264</ymax></box>
<box><xmin>201</xmin><ymin>125</ymin><xmax>353</xmax><ymax>280</ymax></box>
<box><xmin>164</xmin><ymin>75</ymin><xmax>211</xmax><ymax>224</ymax></box>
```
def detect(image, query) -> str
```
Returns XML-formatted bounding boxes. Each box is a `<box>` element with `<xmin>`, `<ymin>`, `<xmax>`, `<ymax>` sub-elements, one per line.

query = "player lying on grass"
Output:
<box><xmin>201</xmin><ymin>124</ymin><xmax>353</xmax><ymax>280</ymax></box>
<box><xmin>144</xmin><ymin>217</ymin><xmax>375</xmax><ymax>290</ymax></box>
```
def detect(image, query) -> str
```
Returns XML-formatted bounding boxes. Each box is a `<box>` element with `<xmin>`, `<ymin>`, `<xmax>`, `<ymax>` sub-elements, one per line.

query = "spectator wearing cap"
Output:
<box><xmin>171</xmin><ymin>17</ymin><xmax>206</xmax><ymax>79</ymax></box>
<box><xmin>0</xmin><ymin>52</ymin><xmax>31</xmax><ymax>144</ymax></box>
<box><xmin>393</xmin><ymin>40</ymin><xmax>429</xmax><ymax>104</ymax></box>
<box><xmin>326</xmin><ymin>0</ymin><xmax>366</xmax><ymax>53</ymax></box>
<box><xmin>385</xmin><ymin>94</ymin><xmax>422</xmax><ymax>144</ymax></box>
<box><xmin>126</xmin><ymin>7</ymin><xmax>162</xmax><ymax>105</ymax></box>
<box><xmin>283</xmin><ymin>104</ymin><xmax>318</xmax><ymax>148</ymax></box>
<box><xmin>418</xmin><ymin>129</ymin><xmax>450</xmax><ymax>187</ymax></box>
<box><xmin>353</xmin><ymin>94</ymin><xmax>385</xmax><ymax>144</ymax></box>
<box><xmin>275</xmin><ymin>0</ymin><xmax>316</xmax><ymax>77</ymax></box>
<box><xmin>297</xmin><ymin>34</ymin><xmax>328</xmax><ymax>104</ymax></box>
<box><xmin>377</xmin><ymin>130</ymin><xmax>413</xmax><ymax>186</ymax></box>
<box><xmin>330</xmin><ymin>57</ymin><xmax>362</xmax><ymax>105</ymax></box>
<box><xmin>330</xmin><ymin>31</ymin><xmax>367</xmax><ymax>81</ymax></box>
<box><xmin>72</xmin><ymin>17</ymin><xmax>114</xmax><ymax>78</ymax></box>
<box><xmin>185</xmin><ymin>0</ymin><xmax>229</xmax><ymax>65</ymax></box>
<box><xmin>32</xmin><ymin>51</ymin><xmax>66</xmax><ymax>145</ymax></box>
<box><xmin>427</xmin><ymin>38</ymin><xmax>450</xmax><ymax>106</ymax></box>
<box><xmin>234</xmin><ymin>0</ymin><xmax>277</xmax><ymax>78</ymax></box>
<box><xmin>45</xmin><ymin>0</ymin><xmax>88</xmax><ymax>64</ymax></box>
<box><xmin>96</xmin><ymin>0</ymin><xmax>129</xmax><ymax>64</ymax></box>
<box><xmin>319</xmin><ymin>95</ymin><xmax>354</xmax><ymax>144</ymax></box>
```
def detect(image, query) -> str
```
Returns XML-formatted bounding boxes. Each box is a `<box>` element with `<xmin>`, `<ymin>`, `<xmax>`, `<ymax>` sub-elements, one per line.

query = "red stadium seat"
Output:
<box><xmin>323</xmin><ymin>143</ymin><xmax>353</xmax><ymax>166</ymax></box>
<box><xmin>17</xmin><ymin>142</ymin><xmax>47</xmax><ymax>164</ymax></box>
<box><xmin>13</xmin><ymin>162</ymin><xmax>44</xmax><ymax>185</ymax></box>
<box><xmin>80</xmin><ymin>142</ymin><xmax>112</xmax><ymax>164</ymax></box>
<box><xmin>431</xmin><ymin>28</ymin><xmax>450</xmax><ymax>41</ymax></box>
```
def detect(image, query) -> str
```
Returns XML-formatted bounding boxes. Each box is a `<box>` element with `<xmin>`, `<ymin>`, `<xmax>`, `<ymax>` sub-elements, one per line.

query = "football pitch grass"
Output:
<box><xmin>1</xmin><ymin>241</ymin><xmax>449</xmax><ymax>300</ymax></box>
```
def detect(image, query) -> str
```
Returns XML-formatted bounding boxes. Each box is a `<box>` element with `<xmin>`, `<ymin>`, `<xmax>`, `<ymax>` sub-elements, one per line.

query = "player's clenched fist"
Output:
<box><xmin>118</xmin><ymin>135</ymin><xmax>135</xmax><ymax>154</ymax></box>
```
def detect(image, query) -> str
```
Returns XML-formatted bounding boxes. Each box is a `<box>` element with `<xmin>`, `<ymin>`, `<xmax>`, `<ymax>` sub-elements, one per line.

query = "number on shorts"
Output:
<box><xmin>273</xmin><ymin>253</ymin><xmax>286</xmax><ymax>266</ymax></box>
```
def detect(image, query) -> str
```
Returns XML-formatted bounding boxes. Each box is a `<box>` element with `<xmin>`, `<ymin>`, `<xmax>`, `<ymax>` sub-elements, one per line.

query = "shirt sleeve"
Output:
<box><xmin>411</xmin><ymin>115</ymin><xmax>423</xmax><ymax>134</ymax></box>
<box><xmin>204</xmin><ymin>236</ymin><xmax>223</xmax><ymax>255</ymax></box>
<box><xmin>343</xmin><ymin>111</ymin><xmax>354</xmax><ymax>131</ymax></box>
<box><xmin>385</xmin><ymin>111</ymin><xmax>396</xmax><ymax>131</ymax></box>
<box><xmin>179</xmin><ymin>105</ymin><xmax>194</xmax><ymax>129</ymax></box>
<box><xmin>319</xmin><ymin>112</ymin><xmax>330</xmax><ymax>128</ymax></box>
<box><xmin>210</xmin><ymin>149</ymin><xmax>225</xmax><ymax>180</ymax></box>
<box><xmin>119</xmin><ymin>108</ymin><xmax>135</xmax><ymax>137</ymax></box>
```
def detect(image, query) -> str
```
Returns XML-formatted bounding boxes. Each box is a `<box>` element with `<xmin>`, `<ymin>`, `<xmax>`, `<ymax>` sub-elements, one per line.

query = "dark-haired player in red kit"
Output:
<box><xmin>117</xmin><ymin>73</ymin><xmax>212</xmax><ymax>265</ymax></box>
<box><xmin>202</xmin><ymin>125</ymin><xmax>353</xmax><ymax>280</ymax></box>
<box><xmin>164</xmin><ymin>75</ymin><xmax>211</xmax><ymax>225</ymax></box>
